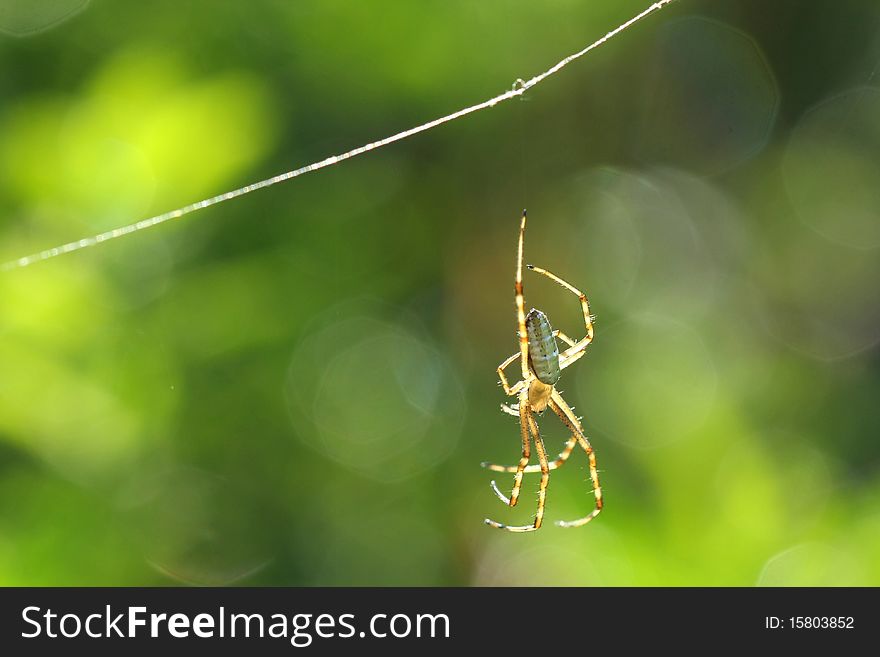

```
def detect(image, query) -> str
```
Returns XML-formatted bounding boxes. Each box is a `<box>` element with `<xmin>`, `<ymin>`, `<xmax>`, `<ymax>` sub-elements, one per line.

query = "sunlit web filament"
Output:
<box><xmin>1</xmin><ymin>0</ymin><xmax>675</xmax><ymax>272</ymax></box>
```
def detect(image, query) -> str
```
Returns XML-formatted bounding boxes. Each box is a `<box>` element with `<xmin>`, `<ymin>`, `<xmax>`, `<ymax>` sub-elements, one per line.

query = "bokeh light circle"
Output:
<box><xmin>783</xmin><ymin>87</ymin><xmax>880</xmax><ymax>250</ymax></box>
<box><xmin>757</xmin><ymin>542</ymin><xmax>866</xmax><ymax>586</ymax></box>
<box><xmin>286</xmin><ymin>300</ymin><xmax>465</xmax><ymax>482</ymax></box>
<box><xmin>560</xmin><ymin>167</ymin><xmax>724</xmax><ymax>322</ymax></box>
<box><xmin>637</xmin><ymin>17</ymin><xmax>779</xmax><ymax>174</ymax></box>
<box><xmin>577</xmin><ymin>312</ymin><xmax>718</xmax><ymax>449</ymax></box>
<box><xmin>117</xmin><ymin>466</ymin><xmax>272</xmax><ymax>586</ymax></box>
<box><xmin>755</xmin><ymin>220</ymin><xmax>880</xmax><ymax>361</ymax></box>
<box><xmin>0</xmin><ymin>0</ymin><xmax>89</xmax><ymax>37</ymax></box>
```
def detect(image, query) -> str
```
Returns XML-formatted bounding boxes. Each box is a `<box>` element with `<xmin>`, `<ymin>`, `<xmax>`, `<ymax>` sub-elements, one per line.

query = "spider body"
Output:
<box><xmin>482</xmin><ymin>210</ymin><xmax>603</xmax><ymax>532</ymax></box>
<box><xmin>525</xmin><ymin>308</ymin><xmax>561</xmax><ymax>387</ymax></box>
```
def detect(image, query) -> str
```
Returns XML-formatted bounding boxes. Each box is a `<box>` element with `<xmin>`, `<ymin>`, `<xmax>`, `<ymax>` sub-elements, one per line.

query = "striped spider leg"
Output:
<box><xmin>482</xmin><ymin>210</ymin><xmax>602</xmax><ymax>531</ymax></box>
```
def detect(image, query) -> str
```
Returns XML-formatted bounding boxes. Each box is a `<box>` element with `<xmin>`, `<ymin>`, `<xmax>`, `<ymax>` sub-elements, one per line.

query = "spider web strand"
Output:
<box><xmin>2</xmin><ymin>0</ymin><xmax>675</xmax><ymax>272</ymax></box>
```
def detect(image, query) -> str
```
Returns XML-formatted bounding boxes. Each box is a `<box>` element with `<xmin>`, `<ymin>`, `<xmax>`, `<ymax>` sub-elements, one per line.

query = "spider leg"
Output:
<box><xmin>497</xmin><ymin>352</ymin><xmax>526</xmax><ymax>397</ymax></box>
<box><xmin>515</xmin><ymin>211</ymin><xmax>531</xmax><ymax>380</ymax></box>
<box><xmin>487</xmin><ymin>388</ymin><xmax>530</xmax><ymax>508</ymax></box>
<box><xmin>554</xmin><ymin>329</ymin><xmax>577</xmax><ymax>349</ymax></box>
<box><xmin>482</xmin><ymin>434</ymin><xmax>576</xmax><ymax>473</ymax></box>
<box><xmin>500</xmin><ymin>402</ymin><xmax>519</xmax><ymax>417</ymax></box>
<box><xmin>549</xmin><ymin>389</ymin><xmax>603</xmax><ymax>528</ymax></box>
<box><xmin>527</xmin><ymin>264</ymin><xmax>594</xmax><ymax>370</ymax></box>
<box><xmin>486</xmin><ymin>402</ymin><xmax>550</xmax><ymax>532</ymax></box>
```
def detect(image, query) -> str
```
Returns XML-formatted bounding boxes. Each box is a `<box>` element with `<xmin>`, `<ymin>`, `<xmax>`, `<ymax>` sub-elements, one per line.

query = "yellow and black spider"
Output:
<box><xmin>482</xmin><ymin>211</ymin><xmax>603</xmax><ymax>532</ymax></box>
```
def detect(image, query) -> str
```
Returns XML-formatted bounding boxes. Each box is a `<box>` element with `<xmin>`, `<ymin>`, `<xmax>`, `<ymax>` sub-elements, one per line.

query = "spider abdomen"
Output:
<box><xmin>525</xmin><ymin>308</ymin><xmax>561</xmax><ymax>385</ymax></box>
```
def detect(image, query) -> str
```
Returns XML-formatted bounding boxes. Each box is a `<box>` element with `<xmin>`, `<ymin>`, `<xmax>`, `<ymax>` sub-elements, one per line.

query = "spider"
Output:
<box><xmin>482</xmin><ymin>210</ymin><xmax>603</xmax><ymax>532</ymax></box>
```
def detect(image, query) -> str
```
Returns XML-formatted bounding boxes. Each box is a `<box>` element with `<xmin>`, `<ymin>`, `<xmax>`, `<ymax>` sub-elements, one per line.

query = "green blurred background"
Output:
<box><xmin>1</xmin><ymin>0</ymin><xmax>879</xmax><ymax>586</ymax></box>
